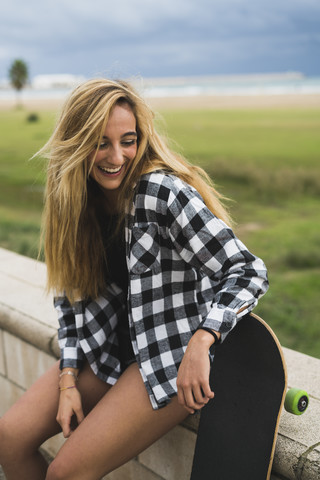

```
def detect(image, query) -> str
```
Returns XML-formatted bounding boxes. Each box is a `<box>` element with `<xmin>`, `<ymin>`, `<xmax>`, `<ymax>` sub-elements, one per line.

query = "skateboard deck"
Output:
<box><xmin>191</xmin><ymin>313</ymin><xmax>287</xmax><ymax>480</ymax></box>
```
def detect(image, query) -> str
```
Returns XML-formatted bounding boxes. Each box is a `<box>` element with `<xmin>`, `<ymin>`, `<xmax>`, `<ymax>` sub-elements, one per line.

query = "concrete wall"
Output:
<box><xmin>0</xmin><ymin>247</ymin><xmax>319</xmax><ymax>479</ymax></box>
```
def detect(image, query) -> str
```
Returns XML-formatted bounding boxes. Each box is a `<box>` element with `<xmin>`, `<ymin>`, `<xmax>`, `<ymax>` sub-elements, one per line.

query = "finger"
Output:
<box><xmin>59</xmin><ymin>416</ymin><xmax>72</xmax><ymax>438</ymax></box>
<box><xmin>183</xmin><ymin>399</ymin><xmax>196</xmax><ymax>415</ymax></box>
<box><xmin>183</xmin><ymin>386</ymin><xmax>195</xmax><ymax>409</ymax></box>
<box><xmin>184</xmin><ymin>386</ymin><xmax>205</xmax><ymax>412</ymax></box>
<box><xmin>185</xmin><ymin>406</ymin><xmax>196</xmax><ymax>415</ymax></box>
<box><xmin>183</xmin><ymin>393</ymin><xmax>196</xmax><ymax>415</ymax></box>
<box><xmin>200</xmin><ymin>381</ymin><xmax>215</xmax><ymax>401</ymax></box>
<box><xmin>177</xmin><ymin>385</ymin><xmax>194</xmax><ymax>414</ymax></box>
<box><xmin>177</xmin><ymin>385</ymin><xmax>186</xmax><ymax>407</ymax></box>
<box><xmin>192</xmin><ymin>385</ymin><xmax>208</xmax><ymax>405</ymax></box>
<box><xmin>75</xmin><ymin>405</ymin><xmax>85</xmax><ymax>425</ymax></box>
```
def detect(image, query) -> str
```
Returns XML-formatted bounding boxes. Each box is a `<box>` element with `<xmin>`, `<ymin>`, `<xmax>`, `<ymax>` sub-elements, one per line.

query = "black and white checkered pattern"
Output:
<box><xmin>55</xmin><ymin>171</ymin><xmax>269</xmax><ymax>409</ymax></box>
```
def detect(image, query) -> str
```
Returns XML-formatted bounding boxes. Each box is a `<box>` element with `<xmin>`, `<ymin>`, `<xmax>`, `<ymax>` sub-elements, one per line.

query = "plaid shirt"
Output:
<box><xmin>55</xmin><ymin>172</ymin><xmax>268</xmax><ymax>409</ymax></box>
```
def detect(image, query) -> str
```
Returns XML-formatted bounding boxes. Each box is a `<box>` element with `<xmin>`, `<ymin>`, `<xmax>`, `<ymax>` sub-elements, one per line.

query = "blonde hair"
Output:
<box><xmin>38</xmin><ymin>78</ymin><xmax>231</xmax><ymax>302</ymax></box>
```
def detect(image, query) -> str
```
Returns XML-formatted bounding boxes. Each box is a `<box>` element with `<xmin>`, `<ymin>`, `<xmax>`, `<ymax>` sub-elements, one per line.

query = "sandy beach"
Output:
<box><xmin>1</xmin><ymin>93</ymin><xmax>320</xmax><ymax>111</ymax></box>
<box><xmin>148</xmin><ymin>93</ymin><xmax>320</xmax><ymax>110</ymax></box>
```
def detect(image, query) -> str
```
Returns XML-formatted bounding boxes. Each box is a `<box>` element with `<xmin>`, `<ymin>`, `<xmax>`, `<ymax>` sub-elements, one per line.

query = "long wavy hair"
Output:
<box><xmin>38</xmin><ymin>78</ymin><xmax>231</xmax><ymax>302</ymax></box>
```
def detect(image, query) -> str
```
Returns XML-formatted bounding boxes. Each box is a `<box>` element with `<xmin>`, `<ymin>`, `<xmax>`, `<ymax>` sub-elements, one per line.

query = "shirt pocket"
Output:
<box><xmin>130</xmin><ymin>224</ymin><xmax>161</xmax><ymax>275</ymax></box>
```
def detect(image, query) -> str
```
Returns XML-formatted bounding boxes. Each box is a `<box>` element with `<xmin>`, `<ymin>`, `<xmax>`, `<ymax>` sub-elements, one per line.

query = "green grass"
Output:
<box><xmin>231</xmin><ymin>196</ymin><xmax>320</xmax><ymax>358</ymax></box>
<box><xmin>157</xmin><ymin>109</ymin><xmax>320</xmax><ymax>199</ymax></box>
<box><xmin>255</xmin><ymin>269</ymin><xmax>320</xmax><ymax>358</ymax></box>
<box><xmin>1</xmin><ymin>106</ymin><xmax>320</xmax><ymax>358</ymax></box>
<box><xmin>0</xmin><ymin>109</ymin><xmax>54</xmax><ymax>257</ymax></box>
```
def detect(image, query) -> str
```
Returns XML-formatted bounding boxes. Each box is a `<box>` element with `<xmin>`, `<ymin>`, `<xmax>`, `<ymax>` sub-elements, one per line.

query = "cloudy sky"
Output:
<box><xmin>1</xmin><ymin>0</ymin><xmax>320</xmax><ymax>81</ymax></box>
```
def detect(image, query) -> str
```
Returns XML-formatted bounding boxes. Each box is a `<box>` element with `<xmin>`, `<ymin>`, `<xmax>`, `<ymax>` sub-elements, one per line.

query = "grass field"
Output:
<box><xmin>0</xmin><ymin>105</ymin><xmax>319</xmax><ymax>357</ymax></box>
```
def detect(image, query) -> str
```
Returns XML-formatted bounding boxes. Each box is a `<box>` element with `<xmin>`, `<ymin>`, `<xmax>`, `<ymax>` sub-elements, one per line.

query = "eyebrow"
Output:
<box><xmin>102</xmin><ymin>132</ymin><xmax>138</xmax><ymax>140</ymax></box>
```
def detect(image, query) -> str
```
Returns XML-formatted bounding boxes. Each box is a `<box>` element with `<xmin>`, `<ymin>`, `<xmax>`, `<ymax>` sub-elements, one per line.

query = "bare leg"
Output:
<box><xmin>46</xmin><ymin>363</ymin><xmax>189</xmax><ymax>480</ymax></box>
<box><xmin>0</xmin><ymin>361</ymin><xmax>111</xmax><ymax>480</ymax></box>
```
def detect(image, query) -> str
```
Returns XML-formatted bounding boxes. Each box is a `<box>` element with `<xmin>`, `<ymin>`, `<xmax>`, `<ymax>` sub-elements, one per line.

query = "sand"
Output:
<box><xmin>148</xmin><ymin>93</ymin><xmax>320</xmax><ymax>110</ymax></box>
<box><xmin>1</xmin><ymin>93</ymin><xmax>320</xmax><ymax>111</ymax></box>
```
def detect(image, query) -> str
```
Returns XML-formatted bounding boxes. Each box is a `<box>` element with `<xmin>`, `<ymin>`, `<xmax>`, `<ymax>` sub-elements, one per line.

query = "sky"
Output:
<box><xmin>1</xmin><ymin>0</ymin><xmax>320</xmax><ymax>81</ymax></box>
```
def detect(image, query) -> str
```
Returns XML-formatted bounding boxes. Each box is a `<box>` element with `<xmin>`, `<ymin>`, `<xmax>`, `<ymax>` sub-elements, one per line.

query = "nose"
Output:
<box><xmin>108</xmin><ymin>143</ymin><xmax>124</xmax><ymax>165</ymax></box>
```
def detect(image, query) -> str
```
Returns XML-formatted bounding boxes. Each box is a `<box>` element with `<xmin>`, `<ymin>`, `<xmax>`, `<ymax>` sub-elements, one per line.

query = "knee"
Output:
<box><xmin>46</xmin><ymin>457</ymin><xmax>73</xmax><ymax>480</ymax></box>
<box><xmin>46</xmin><ymin>460</ymin><xmax>62</xmax><ymax>480</ymax></box>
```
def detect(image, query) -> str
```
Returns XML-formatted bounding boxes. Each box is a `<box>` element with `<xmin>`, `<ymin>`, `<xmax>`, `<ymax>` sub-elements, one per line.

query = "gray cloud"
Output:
<box><xmin>1</xmin><ymin>0</ymin><xmax>320</xmax><ymax>79</ymax></box>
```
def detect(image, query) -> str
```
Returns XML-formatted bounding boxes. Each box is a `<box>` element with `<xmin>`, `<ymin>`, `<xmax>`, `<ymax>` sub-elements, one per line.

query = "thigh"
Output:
<box><xmin>50</xmin><ymin>363</ymin><xmax>189</xmax><ymax>480</ymax></box>
<box><xmin>1</xmin><ymin>360</ymin><xmax>111</xmax><ymax>452</ymax></box>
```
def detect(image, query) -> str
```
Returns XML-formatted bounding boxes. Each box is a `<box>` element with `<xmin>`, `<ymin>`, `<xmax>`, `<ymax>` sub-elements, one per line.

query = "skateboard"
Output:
<box><xmin>190</xmin><ymin>313</ymin><xmax>309</xmax><ymax>480</ymax></box>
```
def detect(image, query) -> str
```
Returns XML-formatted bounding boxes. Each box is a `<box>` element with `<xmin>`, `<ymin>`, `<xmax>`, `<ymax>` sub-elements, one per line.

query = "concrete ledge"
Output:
<box><xmin>0</xmin><ymin>248</ymin><xmax>59</xmax><ymax>358</ymax></box>
<box><xmin>0</xmin><ymin>246</ymin><xmax>319</xmax><ymax>479</ymax></box>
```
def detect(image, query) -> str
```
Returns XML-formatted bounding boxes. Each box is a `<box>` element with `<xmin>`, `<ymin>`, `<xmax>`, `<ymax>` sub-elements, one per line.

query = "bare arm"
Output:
<box><xmin>56</xmin><ymin>367</ymin><xmax>84</xmax><ymax>438</ymax></box>
<box><xmin>177</xmin><ymin>329</ymin><xmax>220</xmax><ymax>414</ymax></box>
<box><xmin>177</xmin><ymin>306</ymin><xmax>247</xmax><ymax>414</ymax></box>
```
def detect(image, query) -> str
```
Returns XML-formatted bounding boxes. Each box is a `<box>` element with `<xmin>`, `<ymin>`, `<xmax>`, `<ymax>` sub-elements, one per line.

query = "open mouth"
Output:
<box><xmin>97</xmin><ymin>164</ymin><xmax>124</xmax><ymax>176</ymax></box>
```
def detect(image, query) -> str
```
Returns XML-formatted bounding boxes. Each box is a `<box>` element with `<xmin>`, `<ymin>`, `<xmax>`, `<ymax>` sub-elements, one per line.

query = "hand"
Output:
<box><xmin>56</xmin><ymin>369</ymin><xmax>84</xmax><ymax>438</ymax></box>
<box><xmin>177</xmin><ymin>330</ymin><xmax>217</xmax><ymax>414</ymax></box>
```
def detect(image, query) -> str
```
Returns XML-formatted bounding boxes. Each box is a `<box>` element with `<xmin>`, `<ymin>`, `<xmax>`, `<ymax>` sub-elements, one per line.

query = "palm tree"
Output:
<box><xmin>8</xmin><ymin>59</ymin><xmax>29</xmax><ymax>107</ymax></box>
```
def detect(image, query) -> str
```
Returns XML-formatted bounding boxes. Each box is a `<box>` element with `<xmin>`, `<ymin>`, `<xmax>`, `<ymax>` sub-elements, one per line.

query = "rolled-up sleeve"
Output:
<box><xmin>54</xmin><ymin>296</ymin><xmax>85</xmax><ymax>369</ymax></box>
<box><xmin>167</xmin><ymin>183</ymin><xmax>269</xmax><ymax>342</ymax></box>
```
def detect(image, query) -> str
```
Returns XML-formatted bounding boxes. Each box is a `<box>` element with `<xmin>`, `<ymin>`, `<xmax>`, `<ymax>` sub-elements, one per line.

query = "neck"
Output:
<box><xmin>101</xmin><ymin>189</ymin><xmax>119</xmax><ymax>215</ymax></box>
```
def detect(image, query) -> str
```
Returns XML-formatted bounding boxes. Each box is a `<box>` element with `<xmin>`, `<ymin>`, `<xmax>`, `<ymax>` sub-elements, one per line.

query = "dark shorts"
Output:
<box><xmin>117</xmin><ymin>318</ymin><xmax>136</xmax><ymax>372</ymax></box>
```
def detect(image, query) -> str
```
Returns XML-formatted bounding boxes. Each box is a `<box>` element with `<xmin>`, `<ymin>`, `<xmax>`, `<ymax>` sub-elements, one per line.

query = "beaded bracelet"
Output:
<box><xmin>199</xmin><ymin>327</ymin><xmax>221</xmax><ymax>344</ymax></box>
<box><xmin>59</xmin><ymin>385</ymin><xmax>77</xmax><ymax>392</ymax></box>
<box><xmin>59</xmin><ymin>370</ymin><xmax>78</xmax><ymax>381</ymax></box>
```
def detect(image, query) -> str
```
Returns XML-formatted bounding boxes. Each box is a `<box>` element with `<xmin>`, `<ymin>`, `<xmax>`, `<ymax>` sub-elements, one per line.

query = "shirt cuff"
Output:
<box><xmin>59</xmin><ymin>346</ymin><xmax>85</xmax><ymax>370</ymax></box>
<box><xmin>199</xmin><ymin>302</ymin><xmax>254</xmax><ymax>343</ymax></box>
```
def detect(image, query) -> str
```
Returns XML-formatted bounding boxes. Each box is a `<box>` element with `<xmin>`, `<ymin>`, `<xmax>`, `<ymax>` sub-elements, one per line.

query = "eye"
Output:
<box><xmin>97</xmin><ymin>141</ymin><xmax>109</xmax><ymax>150</ymax></box>
<box><xmin>121</xmin><ymin>138</ymin><xmax>137</xmax><ymax>147</ymax></box>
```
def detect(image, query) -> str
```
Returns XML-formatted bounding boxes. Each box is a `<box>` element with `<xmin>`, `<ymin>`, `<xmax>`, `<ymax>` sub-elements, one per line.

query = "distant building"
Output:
<box><xmin>32</xmin><ymin>74</ymin><xmax>86</xmax><ymax>89</ymax></box>
<box><xmin>0</xmin><ymin>79</ymin><xmax>10</xmax><ymax>89</ymax></box>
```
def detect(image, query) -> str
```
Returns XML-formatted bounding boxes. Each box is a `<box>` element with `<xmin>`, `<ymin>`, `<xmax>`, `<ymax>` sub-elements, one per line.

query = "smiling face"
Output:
<box><xmin>89</xmin><ymin>102</ymin><xmax>138</xmax><ymax>208</ymax></box>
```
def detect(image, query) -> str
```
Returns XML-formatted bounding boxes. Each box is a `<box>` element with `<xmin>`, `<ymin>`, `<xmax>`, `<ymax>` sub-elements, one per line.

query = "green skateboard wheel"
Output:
<box><xmin>284</xmin><ymin>388</ymin><xmax>309</xmax><ymax>415</ymax></box>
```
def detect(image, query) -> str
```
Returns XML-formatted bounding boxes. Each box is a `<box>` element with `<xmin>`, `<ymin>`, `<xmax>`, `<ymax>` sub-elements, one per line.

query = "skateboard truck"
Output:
<box><xmin>284</xmin><ymin>388</ymin><xmax>309</xmax><ymax>415</ymax></box>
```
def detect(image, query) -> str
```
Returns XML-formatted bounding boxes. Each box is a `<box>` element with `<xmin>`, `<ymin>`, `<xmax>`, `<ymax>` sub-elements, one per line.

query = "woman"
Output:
<box><xmin>0</xmin><ymin>78</ymin><xmax>268</xmax><ymax>480</ymax></box>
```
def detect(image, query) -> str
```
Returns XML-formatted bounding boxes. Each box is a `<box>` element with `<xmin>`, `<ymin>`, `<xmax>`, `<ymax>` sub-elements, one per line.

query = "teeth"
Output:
<box><xmin>98</xmin><ymin>165</ymin><xmax>122</xmax><ymax>174</ymax></box>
